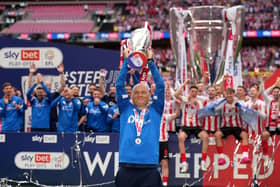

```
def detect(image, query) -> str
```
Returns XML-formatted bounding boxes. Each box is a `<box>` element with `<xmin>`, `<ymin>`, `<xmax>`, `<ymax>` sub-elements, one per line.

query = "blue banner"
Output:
<box><xmin>1</xmin><ymin>132</ymin><xmax>278</xmax><ymax>186</ymax></box>
<box><xmin>0</xmin><ymin>132</ymin><xmax>202</xmax><ymax>186</ymax></box>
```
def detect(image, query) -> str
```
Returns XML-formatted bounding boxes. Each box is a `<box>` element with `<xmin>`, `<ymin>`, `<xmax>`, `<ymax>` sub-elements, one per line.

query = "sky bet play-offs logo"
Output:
<box><xmin>14</xmin><ymin>152</ymin><xmax>69</xmax><ymax>170</ymax></box>
<box><xmin>0</xmin><ymin>47</ymin><xmax>63</xmax><ymax>69</ymax></box>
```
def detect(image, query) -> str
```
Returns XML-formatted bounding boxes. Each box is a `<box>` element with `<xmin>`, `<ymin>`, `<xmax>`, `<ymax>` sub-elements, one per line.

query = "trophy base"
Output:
<box><xmin>127</xmin><ymin>51</ymin><xmax>147</xmax><ymax>71</ymax></box>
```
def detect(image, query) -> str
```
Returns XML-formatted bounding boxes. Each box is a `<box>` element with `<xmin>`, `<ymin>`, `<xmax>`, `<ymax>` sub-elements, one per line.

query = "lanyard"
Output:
<box><xmin>133</xmin><ymin>108</ymin><xmax>146</xmax><ymax>137</ymax></box>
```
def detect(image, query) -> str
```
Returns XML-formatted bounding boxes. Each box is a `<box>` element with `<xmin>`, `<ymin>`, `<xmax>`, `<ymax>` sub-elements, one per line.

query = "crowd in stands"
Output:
<box><xmin>114</xmin><ymin>0</ymin><xmax>280</xmax><ymax>32</ymax></box>
<box><xmin>1</xmin><ymin>1</ymin><xmax>280</xmax><ymax>33</ymax></box>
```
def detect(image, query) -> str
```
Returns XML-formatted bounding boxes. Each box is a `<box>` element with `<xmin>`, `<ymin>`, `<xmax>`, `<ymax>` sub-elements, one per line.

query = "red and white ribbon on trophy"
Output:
<box><xmin>139</xmin><ymin>22</ymin><xmax>152</xmax><ymax>83</ymax></box>
<box><xmin>125</xmin><ymin>21</ymin><xmax>153</xmax><ymax>83</ymax></box>
<box><xmin>223</xmin><ymin>6</ymin><xmax>243</xmax><ymax>90</ymax></box>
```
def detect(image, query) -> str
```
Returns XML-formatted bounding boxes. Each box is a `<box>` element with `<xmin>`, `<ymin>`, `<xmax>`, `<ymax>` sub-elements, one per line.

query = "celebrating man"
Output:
<box><xmin>115</xmin><ymin>48</ymin><xmax>165</xmax><ymax>187</ymax></box>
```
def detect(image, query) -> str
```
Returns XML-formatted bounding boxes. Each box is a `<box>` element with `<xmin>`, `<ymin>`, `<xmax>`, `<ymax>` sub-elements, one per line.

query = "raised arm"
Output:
<box><xmin>51</xmin><ymin>95</ymin><xmax>62</xmax><ymax>108</ymax></box>
<box><xmin>26</xmin><ymin>83</ymin><xmax>37</xmax><ymax>102</ymax></box>
<box><xmin>41</xmin><ymin>82</ymin><xmax>52</xmax><ymax>101</ymax></box>
<box><xmin>260</xmin><ymin>79</ymin><xmax>272</xmax><ymax>104</ymax></box>
<box><xmin>257</xmin><ymin>102</ymin><xmax>266</xmax><ymax>120</ymax></box>
<box><xmin>174</xmin><ymin>80</ymin><xmax>189</xmax><ymax>102</ymax></box>
<box><xmin>28</xmin><ymin>64</ymin><xmax>36</xmax><ymax>88</ymax></box>
<box><xmin>116</xmin><ymin>49</ymin><xmax>130</xmax><ymax>112</ymax></box>
<box><xmin>99</xmin><ymin>69</ymin><xmax>107</xmax><ymax>98</ymax></box>
<box><xmin>147</xmin><ymin>50</ymin><xmax>165</xmax><ymax>114</ymax></box>
<box><xmin>170</xmin><ymin>101</ymin><xmax>181</xmax><ymax>121</ymax></box>
<box><xmin>57</xmin><ymin>64</ymin><xmax>66</xmax><ymax>93</ymax></box>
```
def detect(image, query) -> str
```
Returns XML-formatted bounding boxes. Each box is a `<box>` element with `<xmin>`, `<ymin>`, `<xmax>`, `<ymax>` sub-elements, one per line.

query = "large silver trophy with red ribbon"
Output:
<box><xmin>170</xmin><ymin>6</ymin><xmax>245</xmax><ymax>89</ymax></box>
<box><xmin>124</xmin><ymin>22</ymin><xmax>152</xmax><ymax>82</ymax></box>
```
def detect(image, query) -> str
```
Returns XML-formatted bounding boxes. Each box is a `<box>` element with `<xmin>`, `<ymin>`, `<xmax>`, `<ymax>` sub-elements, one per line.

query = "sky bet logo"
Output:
<box><xmin>4</xmin><ymin>49</ymin><xmax>40</xmax><ymax>61</ymax></box>
<box><xmin>21</xmin><ymin>50</ymin><xmax>40</xmax><ymax>61</ymax></box>
<box><xmin>35</xmin><ymin>153</ymin><xmax>50</xmax><ymax>163</ymax></box>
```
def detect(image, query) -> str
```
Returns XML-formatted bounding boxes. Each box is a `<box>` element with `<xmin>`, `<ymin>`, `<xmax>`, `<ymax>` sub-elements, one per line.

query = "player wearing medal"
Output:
<box><xmin>115</xmin><ymin>48</ymin><xmax>165</xmax><ymax>187</ymax></box>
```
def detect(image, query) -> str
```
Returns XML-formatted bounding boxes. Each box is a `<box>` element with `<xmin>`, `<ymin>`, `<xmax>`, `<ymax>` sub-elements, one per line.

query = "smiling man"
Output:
<box><xmin>115</xmin><ymin>48</ymin><xmax>165</xmax><ymax>187</ymax></box>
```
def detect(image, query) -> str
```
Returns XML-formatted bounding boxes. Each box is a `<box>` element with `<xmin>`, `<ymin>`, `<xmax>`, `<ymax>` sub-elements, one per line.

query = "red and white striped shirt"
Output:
<box><xmin>159</xmin><ymin>114</ymin><xmax>172</xmax><ymax>142</ymax></box>
<box><xmin>163</xmin><ymin>100</ymin><xmax>177</xmax><ymax>132</ymax></box>
<box><xmin>245</xmin><ymin>99</ymin><xmax>266</xmax><ymax>135</ymax></box>
<box><xmin>217</xmin><ymin>101</ymin><xmax>243</xmax><ymax>128</ymax></box>
<box><xmin>202</xmin><ymin>99</ymin><xmax>220</xmax><ymax>132</ymax></box>
<box><xmin>181</xmin><ymin>99</ymin><xmax>202</xmax><ymax>127</ymax></box>
<box><xmin>267</xmin><ymin>100</ymin><xmax>280</xmax><ymax>131</ymax></box>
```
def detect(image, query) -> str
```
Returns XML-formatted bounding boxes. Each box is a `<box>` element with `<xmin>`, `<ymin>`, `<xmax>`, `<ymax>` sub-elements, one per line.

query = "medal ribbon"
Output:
<box><xmin>133</xmin><ymin>109</ymin><xmax>146</xmax><ymax>137</ymax></box>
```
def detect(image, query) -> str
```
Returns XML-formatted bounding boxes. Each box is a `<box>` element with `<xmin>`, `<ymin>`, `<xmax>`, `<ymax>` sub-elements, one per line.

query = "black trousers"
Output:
<box><xmin>115</xmin><ymin>166</ymin><xmax>162</xmax><ymax>187</ymax></box>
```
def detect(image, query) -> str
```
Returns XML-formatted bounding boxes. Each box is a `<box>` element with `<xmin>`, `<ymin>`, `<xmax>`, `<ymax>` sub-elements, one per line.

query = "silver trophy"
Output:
<box><xmin>127</xmin><ymin>22</ymin><xmax>152</xmax><ymax>71</ymax></box>
<box><xmin>170</xmin><ymin>6</ymin><xmax>245</xmax><ymax>88</ymax></box>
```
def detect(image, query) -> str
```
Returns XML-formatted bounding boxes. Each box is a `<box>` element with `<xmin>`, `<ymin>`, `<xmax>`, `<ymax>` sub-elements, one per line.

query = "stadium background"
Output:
<box><xmin>0</xmin><ymin>0</ymin><xmax>280</xmax><ymax>86</ymax></box>
<box><xmin>0</xmin><ymin>0</ymin><xmax>280</xmax><ymax>186</ymax></box>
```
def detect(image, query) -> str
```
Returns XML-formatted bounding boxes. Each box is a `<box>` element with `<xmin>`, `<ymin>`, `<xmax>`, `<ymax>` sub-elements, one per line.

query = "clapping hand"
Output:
<box><xmin>29</xmin><ymin>64</ymin><xmax>37</xmax><ymax>74</ymax></box>
<box><xmin>36</xmin><ymin>73</ymin><xmax>42</xmax><ymax>84</ymax></box>
<box><xmin>57</xmin><ymin>64</ymin><xmax>64</xmax><ymax>74</ymax></box>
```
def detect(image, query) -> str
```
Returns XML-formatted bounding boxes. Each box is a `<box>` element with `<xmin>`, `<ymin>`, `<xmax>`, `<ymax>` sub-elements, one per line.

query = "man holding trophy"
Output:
<box><xmin>115</xmin><ymin>23</ymin><xmax>165</xmax><ymax>187</ymax></box>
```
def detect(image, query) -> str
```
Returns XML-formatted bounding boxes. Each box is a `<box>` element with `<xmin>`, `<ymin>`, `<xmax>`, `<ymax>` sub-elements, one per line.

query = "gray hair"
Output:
<box><xmin>132</xmin><ymin>83</ymin><xmax>150</xmax><ymax>94</ymax></box>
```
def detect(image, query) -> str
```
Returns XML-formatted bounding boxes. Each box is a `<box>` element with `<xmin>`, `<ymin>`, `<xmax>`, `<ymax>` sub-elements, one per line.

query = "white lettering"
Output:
<box><xmin>233</xmin><ymin>154</ymin><xmax>248</xmax><ymax>179</ymax></box>
<box><xmin>93</xmin><ymin>71</ymin><xmax>101</xmax><ymax>83</ymax></box>
<box><xmin>68</xmin><ymin>71</ymin><xmax>77</xmax><ymax>84</ymax></box>
<box><xmin>128</xmin><ymin>115</ymin><xmax>135</xmax><ymax>124</ymax></box>
<box><xmin>79</xmin><ymin>84</ymin><xmax>86</xmax><ymax>95</ymax></box>
<box><xmin>175</xmin><ymin>153</ymin><xmax>190</xmax><ymax>178</ymax></box>
<box><xmin>214</xmin><ymin>154</ymin><xmax>230</xmax><ymax>178</ymax></box>
<box><xmin>32</xmin><ymin>135</ymin><xmax>43</xmax><ymax>143</ymax></box>
<box><xmin>77</xmin><ymin>71</ymin><xmax>86</xmax><ymax>83</ymax></box>
<box><xmin>114</xmin><ymin>152</ymin><xmax>119</xmax><ymax>176</ymax></box>
<box><xmin>83</xmin><ymin>152</ymin><xmax>112</xmax><ymax>176</ymax></box>
<box><xmin>194</xmin><ymin>154</ymin><xmax>201</xmax><ymax>178</ymax></box>
<box><xmin>0</xmin><ymin>134</ymin><xmax>6</xmax><ymax>143</ymax></box>
<box><xmin>85</xmin><ymin>71</ymin><xmax>94</xmax><ymax>84</ymax></box>
<box><xmin>43</xmin><ymin>135</ymin><xmax>57</xmax><ymax>143</ymax></box>
<box><xmin>253</xmin><ymin>154</ymin><xmax>273</xmax><ymax>179</ymax></box>
<box><xmin>84</xmin><ymin>136</ymin><xmax>95</xmax><ymax>143</ymax></box>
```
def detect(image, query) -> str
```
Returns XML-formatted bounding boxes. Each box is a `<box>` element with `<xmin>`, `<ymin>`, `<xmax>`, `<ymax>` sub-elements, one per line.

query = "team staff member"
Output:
<box><xmin>107</xmin><ymin>103</ymin><xmax>120</xmax><ymax>132</ymax></box>
<box><xmin>115</xmin><ymin>49</ymin><xmax>165</xmax><ymax>187</ymax></box>
<box><xmin>28</xmin><ymin>63</ymin><xmax>65</xmax><ymax>132</ymax></box>
<box><xmin>79</xmin><ymin>88</ymin><xmax>109</xmax><ymax>132</ymax></box>
<box><xmin>27</xmin><ymin>73</ymin><xmax>52</xmax><ymax>132</ymax></box>
<box><xmin>0</xmin><ymin>82</ymin><xmax>25</xmax><ymax>132</ymax></box>
<box><xmin>51</xmin><ymin>87</ymin><xmax>81</xmax><ymax>132</ymax></box>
